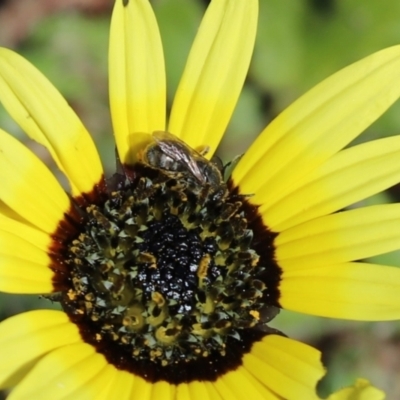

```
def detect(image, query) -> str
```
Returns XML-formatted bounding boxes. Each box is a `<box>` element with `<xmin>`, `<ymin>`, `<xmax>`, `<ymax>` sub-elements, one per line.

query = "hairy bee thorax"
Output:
<box><xmin>51</xmin><ymin>132</ymin><xmax>281</xmax><ymax>383</ymax></box>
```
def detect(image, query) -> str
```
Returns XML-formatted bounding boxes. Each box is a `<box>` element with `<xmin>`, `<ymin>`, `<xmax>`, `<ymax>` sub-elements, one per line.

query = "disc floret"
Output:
<box><xmin>61</xmin><ymin>165</ymin><xmax>272</xmax><ymax>367</ymax></box>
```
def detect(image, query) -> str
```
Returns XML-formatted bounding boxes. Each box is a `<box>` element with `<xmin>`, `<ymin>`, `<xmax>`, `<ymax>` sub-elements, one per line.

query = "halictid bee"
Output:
<box><xmin>141</xmin><ymin>131</ymin><xmax>228</xmax><ymax>201</ymax></box>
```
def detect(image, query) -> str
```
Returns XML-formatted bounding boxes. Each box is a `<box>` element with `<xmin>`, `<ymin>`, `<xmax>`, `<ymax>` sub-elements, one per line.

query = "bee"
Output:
<box><xmin>141</xmin><ymin>131</ymin><xmax>227</xmax><ymax>201</ymax></box>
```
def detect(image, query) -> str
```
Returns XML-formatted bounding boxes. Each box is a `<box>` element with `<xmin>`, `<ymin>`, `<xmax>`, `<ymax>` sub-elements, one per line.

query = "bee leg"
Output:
<box><xmin>223</xmin><ymin>154</ymin><xmax>244</xmax><ymax>181</ymax></box>
<box><xmin>197</xmin><ymin>145</ymin><xmax>210</xmax><ymax>156</ymax></box>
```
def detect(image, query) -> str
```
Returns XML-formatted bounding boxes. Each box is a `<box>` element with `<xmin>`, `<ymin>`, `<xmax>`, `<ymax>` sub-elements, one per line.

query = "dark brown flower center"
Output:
<box><xmin>49</xmin><ymin>137</ymin><xmax>282</xmax><ymax>383</ymax></box>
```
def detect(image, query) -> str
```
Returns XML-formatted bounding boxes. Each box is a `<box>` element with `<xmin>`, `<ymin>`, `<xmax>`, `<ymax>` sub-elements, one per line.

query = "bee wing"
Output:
<box><xmin>153</xmin><ymin>130</ymin><xmax>182</xmax><ymax>143</ymax></box>
<box><xmin>152</xmin><ymin>131</ymin><xmax>206</xmax><ymax>183</ymax></box>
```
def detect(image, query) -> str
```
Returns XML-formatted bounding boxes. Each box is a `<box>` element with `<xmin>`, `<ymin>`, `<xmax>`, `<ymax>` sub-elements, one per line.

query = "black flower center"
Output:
<box><xmin>49</xmin><ymin>137</ymin><xmax>282</xmax><ymax>383</ymax></box>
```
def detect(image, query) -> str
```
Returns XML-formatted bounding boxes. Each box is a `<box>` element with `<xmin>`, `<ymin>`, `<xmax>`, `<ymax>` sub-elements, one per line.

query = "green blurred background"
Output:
<box><xmin>1</xmin><ymin>0</ymin><xmax>400</xmax><ymax>398</ymax></box>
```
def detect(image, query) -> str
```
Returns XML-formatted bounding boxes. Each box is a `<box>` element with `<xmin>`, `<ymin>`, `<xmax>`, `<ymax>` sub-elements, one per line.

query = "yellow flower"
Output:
<box><xmin>0</xmin><ymin>0</ymin><xmax>399</xmax><ymax>399</ymax></box>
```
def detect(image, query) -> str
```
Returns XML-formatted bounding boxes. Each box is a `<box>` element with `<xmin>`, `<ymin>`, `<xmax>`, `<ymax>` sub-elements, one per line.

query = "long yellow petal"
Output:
<box><xmin>0</xmin><ymin>214</ymin><xmax>51</xmax><ymax>251</ymax></box>
<box><xmin>104</xmin><ymin>370</ymin><xmax>135</xmax><ymax>400</ymax></box>
<box><xmin>213</xmin><ymin>377</ymin><xmax>244</xmax><ymax>399</ymax></box>
<box><xmin>169</xmin><ymin>0</ymin><xmax>257</xmax><ymax>154</ymax></box>
<box><xmin>326</xmin><ymin>379</ymin><xmax>385</xmax><ymax>400</ymax></box>
<box><xmin>0</xmin><ymin>255</ymin><xmax>53</xmax><ymax>293</ymax></box>
<box><xmin>204</xmin><ymin>382</ymin><xmax>225</xmax><ymax>400</ymax></box>
<box><xmin>131</xmin><ymin>376</ymin><xmax>152</xmax><ymax>400</ymax></box>
<box><xmin>70</xmin><ymin>364</ymin><xmax>116</xmax><ymax>400</ymax></box>
<box><xmin>221</xmin><ymin>367</ymin><xmax>279</xmax><ymax>399</ymax></box>
<box><xmin>233</xmin><ymin>45</ymin><xmax>400</xmax><ymax>202</ymax></box>
<box><xmin>275</xmin><ymin>204</ymin><xmax>400</xmax><ymax>270</ymax></box>
<box><xmin>258</xmin><ymin>135</ymin><xmax>400</xmax><ymax>232</ymax></box>
<box><xmin>176</xmin><ymin>383</ymin><xmax>191</xmax><ymax>400</ymax></box>
<box><xmin>152</xmin><ymin>381</ymin><xmax>176</xmax><ymax>400</ymax></box>
<box><xmin>0</xmin><ymin>199</ymin><xmax>27</xmax><ymax>222</ymax></box>
<box><xmin>187</xmin><ymin>381</ymin><xmax>214</xmax><ymax>400</ymax></box>
<box><xmin>0</xmin><ymin>230</ymin><xmax>49</xmax><ymax>265</ymax></box>
<box><xmin>7</xmin><ymin>343</ymin><xmax>105</xmax><ymax>400</ymax></box>
<box><xmin>0</xmin><ymin>229</ymin><xmax>53</xmax><ymax>293</ymax></box>
<box><xmin>242</xmin><ymin>335</ymin><xmax>324</xmax><ymax>400</ymax></box>
<box><xmin>0</xmin><ymin>310</ymin><xmax>81</xmax><ymax>390</ymax></box>
<box><xmin>0</xmin><ymin>129</ymin><xmax>69</xmax><ymax>233</ymax></box>
<box><xmin>280</xmin><ymin>262</ymin><xmax>400</xmax><ymax>321</ymax></box>
<box><xmin>0</xmin><ymin>48</ymin><xmax>103</xmax><ymax>196</ymax></box>
<box><xmin>109</xmin><ymin>0</ymin><xmax>166</xmax><ymax>165</ymax></box>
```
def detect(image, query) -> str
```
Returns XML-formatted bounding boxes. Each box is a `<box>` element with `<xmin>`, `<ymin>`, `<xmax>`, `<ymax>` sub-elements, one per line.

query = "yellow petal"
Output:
<box><xmin>213</xmin><ymin>377</ymin><xmax>244</xmax><ymax>399</ymax></box>
<box><xmin>187</xmin><ymin>381</ymin><xmax>215</xmax><ymax>400</ymax></box>
<box><xmin>104</xmin><ymin>370</ymin><xmax>135</xmax><ymax>400</ymax></box>
<box><xmin>233</xmin><ymin>45</ymin><xmax>400</xmax><ymax>204</ymax></box>
<box><xmin>0</xmin><ymin>48</ymin><xmax>103</xmax><ymax>196</ymax></box>
<box><xmin>169</xmin><ymin>0</ymin><xmax>257</xmax><ymax>154</ymax></box>
<box><xmin>131</xmin><ymin>376</ymin><xmax>152</xmax><ymax>400</ymax></box>
<box><xmin>181</xmin><ymin>382</ymin><xmax>223</xmax><ymax>400</ymax></box>
<box><xmin>242</xmin><ymin>334</ymin><xmax>324</xmax><ymax>400</ymax></box>
<box><xmin>176</xmin><ymin>383</ymin><xmax>191</xmax><ymax>399</ymax></box>
<box><xmin>8</xmin><ymin>343</ymin><xmax>105</xmax><ymax>400</ymax></box>
<box><xmin>258</xmin><ymin>135</ymin><xmax>400</xmax><ymax>232</ymax></box>
<box><xmin>0</xmin><ymin>199</ymin><xmax>28</xmax><ymax>222</ymax></box>
<box><xmin>0</xmin><ymin>229</ymin><xmax>53</xmax><ymax>293</ymax></box>
<box><xmin>152</xmin><ymin>381</ymin><xmax>176</xmax><ymax>400</ymax></box>
<box><xmin>0</xmin><ymin>214</ymin><xmax>51</xmax><ymax>250</ymax></box>
<box><xmin>0</xmin><ymin>230</ymin><xmax>49</xmax><ymax>265</ymax></box>
<box><xmin>0</xmin><ymin>310</ymin><xmax>81</xmax><ymax>390</ymax></box>
<box><xmin>68</xmin><ymin>363</ymin><xmax>116</xmax><ymax>400</ymax></box>
<box><xmin>326</xmin><ymin>379</ymin><xmax>385</xmax><ymax>400</ymax></box>
<box><xmin>0</xmin><ymin>255</ymin><xmax>53</xmax><ymax>293</ymax></box>
<box><xmin>275</xmin><ymin>204</ymin><xmax>400</xmax><ymax>270</ymax></box>
<box><xmin>221</xmin><ymin>367</ymin><xmax>279</xmax><ymax>399</ymax></box>
<box><xmin>109</xmin><ymin>0</ymin><xmax>166</xmax><ymax>165</ymax></box>
<box><xmin>204</xmin><ymin>382</ymin><xmax>225</xmax><ymax>400</ymax></box>
<box><xmin>280</xmin><ymin>262</ymin><xmax>400</xmax><ymax>320</ymax></box>
<box><xmin>0</xmin><ymin>129</ymin><xmax>69</xmax><ymax>233</ymax></box>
